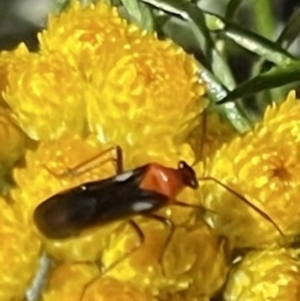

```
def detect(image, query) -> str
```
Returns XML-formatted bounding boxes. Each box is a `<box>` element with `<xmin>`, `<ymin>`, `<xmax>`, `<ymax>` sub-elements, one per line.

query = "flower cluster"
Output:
<box><xmin>0</xmin><ymin>1</ymin><xmax>227</xmax><ymax>301</ymax></box>
<box><xmin>196</xmin><ymin>91</ymin><xmax>300</xmax><ymax>249</ymax></box>
<box><xmin>194</xmin><ymin>91</ymin><xmax>300</xmax><ymax>300</ymax></box>
<box><xmin>0</xmin><ymin>1</ymin><xmax>299</xmax><ymax>301</ymax></box>
<box><xmin>224</xmin><ymin>248</ymin><xmax>300</xmax><ymax>301</ymax></box>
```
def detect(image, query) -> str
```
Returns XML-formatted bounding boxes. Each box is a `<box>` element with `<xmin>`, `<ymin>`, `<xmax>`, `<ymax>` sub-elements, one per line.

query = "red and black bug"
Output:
<box><xmin>34</xmin><ymin>145</ymin><xmax>283</xmax><ymax>240</ymax></box>
<box><xmin>33</xmin><ymin>145</ymin><xmax>284</xmax><ymax>300</ymax></box>
<box><xmin>33</xmin><ymin>146</ymin><xmax>200</xmax><ymax>239</ymax></box>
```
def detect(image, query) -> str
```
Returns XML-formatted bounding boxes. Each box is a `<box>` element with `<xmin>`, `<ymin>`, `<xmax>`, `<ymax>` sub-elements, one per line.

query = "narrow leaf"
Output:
<box><xmin>225</xmin><ymin>0</ymin><xmax>244</xmax><ymax>20</ymax></box>
<box><xmin>277</xmin><ymin>8</ymin><xmax>300</xmax><ymax>50</ymax></box>
<box><xmin>218</xmin><ymin>63</ymin><xmax>300</xmax><ymax>104</ymax></box>
<box><xmin>223</xmin><ymin>23</ymin><xmax>295</xmax><ymax>65</ymax></box>
<box><xmin>198</xmin><ymin>66</ymin><xmax>251</xmax><ymax>132</ymax></box>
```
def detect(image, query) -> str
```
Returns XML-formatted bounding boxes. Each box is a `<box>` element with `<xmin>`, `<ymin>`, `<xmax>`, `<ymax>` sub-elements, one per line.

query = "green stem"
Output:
<box><xmin>251</xmin><ymin>0</ymin><xmax>275</xmax><ymax>116</ymax></box>
<box><xmin>252</xmin><ymin>0</ymin><xmax>275</xmax><ymax>39</ymax></box>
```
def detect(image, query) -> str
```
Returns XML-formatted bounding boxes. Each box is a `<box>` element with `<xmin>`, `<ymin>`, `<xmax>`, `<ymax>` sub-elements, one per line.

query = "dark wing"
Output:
<box><xmin>33</xmin><ymin>165</ymin><xmax>169</xmax><ymax>239</ymax></box>
<box><xmin>33</xmin><ymin>189</ymin><xmax>99</xmax><ymax>238</ymax></box>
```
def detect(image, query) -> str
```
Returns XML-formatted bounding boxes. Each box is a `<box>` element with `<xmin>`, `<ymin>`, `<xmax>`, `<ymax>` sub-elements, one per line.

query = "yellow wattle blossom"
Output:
<box><xmin>0</xmin><ymin>107</ymin><xmax>25</xmax><ymax>171</ymax></box>
<box><xmin>11</xmin><ymin>130</ymin><xmax>227</xmax><ymax>299</ymax></box>
<box><xmin>86</xmin><ymin>36</ymin><xmax>204</xmax><ymax>146</ymax></box>
<box><xmin>159</xmin><ymin>221</ymin><xmax>229</xmax><ymax>299</ymax></box>
<box><xmin>2</xmin><ymin>1</ymin><xmax>206</xmax><ymax>142</ymax></box>
<box><xmin>12</xmin><ymin>134</ymin><xmax>120</xmax><ymax>261</ymax></box>
<box><xmin>0</xmin><ymin>198</ymin><xmax>41</xmax><ymax>301</ymax></box>
<box><xmin>42</xmin><ymin>262</ymin><xmax>99</xmax><ymax>301</ymax></box>
<box><xmin>100</xmin><ymin>220</ymin><xmax>228</xmax><ymax>299</ymax></box>
<box><xmin>224</xmin><ymin>248</ymin><xmax>300</xmax><ymax>301</ymax></box>
<box><xmin>4</xmin><ymin>48</ymin><xmax>86</xmax><ymax>140</ymax></box>
<box><xmin>4</xmin><ymin>1</ymin><xmax>209</xmax><ymax>300</ymax></box>
<box><xmin>39</xmin><ymin>1</ymin><xmax>132</xmax><ymax>72</ymax></box>
<box><xmin>0</xmin><ymin>49</ymin><xmax>23</xmax><ymax>108</ymax></box>
<box><xmin>83</xmin><ymin>277</ymin><xmax>157</xmax><ymax>301</ymax></box>
<box><xmin>41</xmin><ymin>223</ymin><xmax>228</xmax><ymax>301</ymax></box>
<box><xmin>43</xmin><ymin>262</ymin><xmax>157</xmax><ymax>301</ymax></box>
<box><xmin>197</xmin><ymin>91</ymin><xmax>300</xmax><ymax>248</ymax></box>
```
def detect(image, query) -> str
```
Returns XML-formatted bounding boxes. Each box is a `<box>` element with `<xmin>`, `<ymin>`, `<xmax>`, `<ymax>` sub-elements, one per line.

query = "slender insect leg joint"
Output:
<box><xmin>143</xmin><ymin>214</ymin><xmax>175</xmax><ymax>276</ymax></box>
<box><xmin>44</xmin><ymin>145</ymin><xmax>124</xmax><ymax>178</ymax></box>
<box><xmin>101</xmin><ymin>219</ymin><xmax>144</xmax><ymax>275</ymax></box>
<box><xmin>80</xmin><ymin>219</ymin><xmax>144</xmax><ymax>300</ymax></box>
<box><xmin>198</xmin><ymin>176</ymin><xmax>284</xmax><ymax>237</ymax></box>
<box><xmin>172</xmin><ymin>200</ymin><xmax>217</xmax><ymax>216</ymax></box>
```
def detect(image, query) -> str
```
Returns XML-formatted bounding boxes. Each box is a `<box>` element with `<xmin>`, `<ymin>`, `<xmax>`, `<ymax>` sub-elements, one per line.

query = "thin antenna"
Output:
<box><xmin>198</xmin><ymin>176</ymin><xmax>284</xmax><ymax>237</ymax></box>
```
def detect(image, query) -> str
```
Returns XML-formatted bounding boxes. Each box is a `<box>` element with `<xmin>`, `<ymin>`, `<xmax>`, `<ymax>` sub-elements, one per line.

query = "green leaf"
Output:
<box><xmin>277</xmin><ymin>8</ymin><xmax>300</xmax><ymax>50</ymax></box>
<box><xmin>225</xmin><ymin>0</ymin><xmax>244</xmax><ymax>20</ymax></box>
<box><xmin>218</xmin><ymin>62</ymin><xmax>300</xmax><ymax>104</ymax></box>
<box><xmin>198</xmin><ymin>66</ymin><xmax>251</xmax><ymax>132</ymax></box>
<box><xmin>223</xmin><ymin>23</ymin><xmax>295</xmax><ymax>65</ymax></box>
<box><xmin>205</xmin><ymin>11</ymin><xmax>295</xmax><ymax>65</ymax></box>
<box><xmin>121</xmin><ymin>0</ymin><xmax>155</xmax><ymax>32</ymax></box>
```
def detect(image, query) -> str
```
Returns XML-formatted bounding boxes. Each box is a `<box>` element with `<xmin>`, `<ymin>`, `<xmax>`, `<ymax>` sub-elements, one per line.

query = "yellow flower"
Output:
<box><xmin>0</xmin><ymin>198</ymin><xmax>40</xmax><ymax>301</ymax></box>
<box><xmin>224</xmin><ymin>248</ymin><xmax>300</xmax><ymax>301</ymax></box>
<box><xmin>0</xmin><ymin>107</ymin><xmax>25</xmax><ymax>171</ymax></box>
<box><xmin>2</xmin><ymin>1</ymin><xmax>206</xmax><ymax>142</ymax></box>
<box><xmin>11</xmin><ymin>133</ymin><xmax>195</xmax><ymax>259</ymax></box>
<box><xmin>43</xmin><ymin>262</ymin><xmax>157</xmax><ymax>301</ymax></box>
<box><xmin>159</xmin><ymin>221</ymin><xmax>229</xmax><ymax>299</ymax></box>
<box><xmin>39</xmin><ymin>1</ymin><xmax>132</xmax><ymax>73</ymax></box>
<box><xmin>42</xmin><ymin>262</ymin><xmax>99</xmax><ymax>301</ymax></box>
<box><xmin>0</xmin><ymin>49</ymin><xmax>19</xmax><ymax>107</ymax></box>
<box><xmin>12</xmin><ymin>134</ymin><xmax>119</xmax><ymax>260</ymax></box>
<box><xmin>196</xmin><ymin>91</ymin><xmax>300</xmax><ymax>248</ymax></box>
<box><xmin>40</xmin><ymin>223</ymin><xmax>227</xmax><ymax>301</ymax></box>
<box><xmin>84</xmin><ymin>23</ymin><xmax>205</xmax><ymax>146</ymax></box>
<box><xmin>11</xmin><ymin>130</ymin><xmax>228</xmax><ymax>299</ymax></box>
<box><xmin>83</xmin><ymin>277</ymin><xmax>157</xmax><ymax>301</ymax></box>
<box><xmin>99</xmin><ymin>220</ymin><xmax>228</xmax><ymax>299</ymax></box>
<box><xmin>5</xmin><ymin>2</ymin><xmax>208</xmax><ymax>299</ymax></box>
<box><xmin>4</xmin><ymin>48</ymin><xmax>86</xmax><ymax>140</ymax></box>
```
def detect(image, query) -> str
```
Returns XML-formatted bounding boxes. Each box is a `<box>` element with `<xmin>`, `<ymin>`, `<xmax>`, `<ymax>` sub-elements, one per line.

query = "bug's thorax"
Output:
<box><xmin>139</xmin><ymin>163</ymin><xmax>185</xmax><ymax>199</ymax></box>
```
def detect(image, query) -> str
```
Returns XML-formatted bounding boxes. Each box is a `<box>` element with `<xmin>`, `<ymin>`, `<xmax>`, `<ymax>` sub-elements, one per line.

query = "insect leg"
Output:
<box><xmin>199</xmin><ymin>176</ymin><xmax>284</xmax><ymax>237</ymax></box>
<box><xmin>44</xmin><ymin>145</ymin><xmax>123</xmax><ymax>178</ymax></box>
<box><xmin>143</xmin><ymin>214</ymin><xmax>175</xmax><ymax>276</ymax></box>
<box><xmin>101</xmin><ymin>219</ymin><xmax>144</xmax><ymax>274</ymax></box>
<box><xmin>172</xmin><ymin>200</ymin><xmax>217</xmax><ymax>215</ymax></box>
<box><xmin>80</xmin><ymin>219</ymin><xmax>144</xmax><ymax>300</ymax></box>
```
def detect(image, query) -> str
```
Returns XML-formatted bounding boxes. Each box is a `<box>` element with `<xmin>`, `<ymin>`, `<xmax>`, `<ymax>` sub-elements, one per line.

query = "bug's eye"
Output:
<box><xmin>178</xmin><ymin>161</ymin><xmax>199</xmax><ymax>189</ymax></box>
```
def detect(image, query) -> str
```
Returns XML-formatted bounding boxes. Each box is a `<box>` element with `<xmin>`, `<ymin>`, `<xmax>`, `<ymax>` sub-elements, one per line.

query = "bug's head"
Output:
<box><xmin>178</xmin><ymin>161</ymin><xmax>199</xmax><ymax>189</ymax></box>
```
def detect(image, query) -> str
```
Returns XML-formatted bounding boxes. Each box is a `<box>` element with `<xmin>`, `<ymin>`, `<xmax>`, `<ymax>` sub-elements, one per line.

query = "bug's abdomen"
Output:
<box><xmin>33</xmin><ymin>191</ymin><xmax>99</xmax><ymax>238</ymax></box>
<box><xmin>33</xmin><ymin>169</ymin><xmax>170</xmax><ymax>239</ymax></box>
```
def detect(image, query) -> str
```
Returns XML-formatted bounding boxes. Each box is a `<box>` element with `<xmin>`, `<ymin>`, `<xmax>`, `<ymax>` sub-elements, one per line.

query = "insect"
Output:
<box><xmin>33</xmin><ymin>146</ymin><xmax>199</xmax><ymax>239</ymax></box>
<box><xmin>33</xmin><ymin>145</ymin><xmax>284</xmax><ymax>299</ymax></box>
<box><xmin>34</xmin><ymin>144</ymin><xmax>283</xmax><ymax>242</ymax></box>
